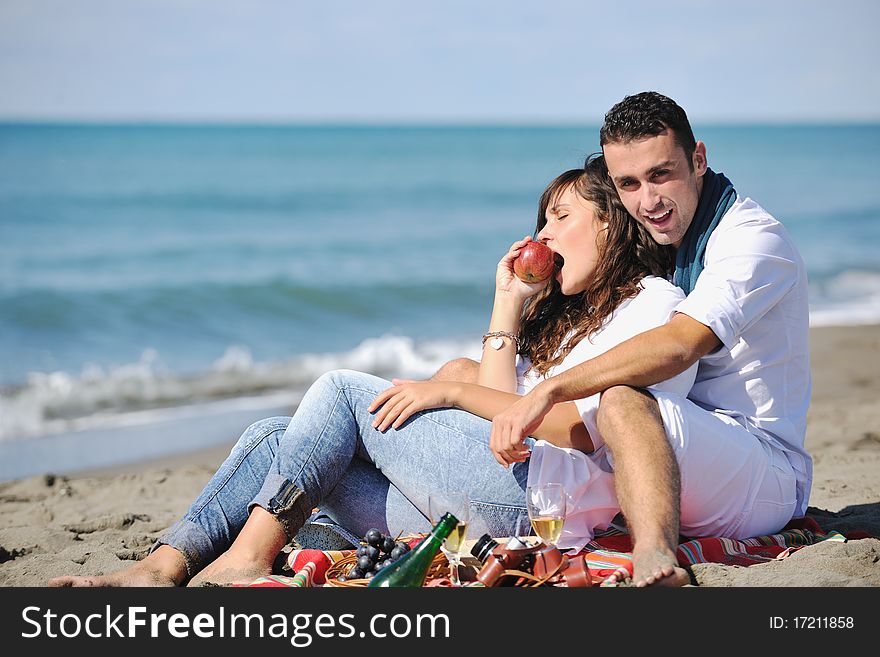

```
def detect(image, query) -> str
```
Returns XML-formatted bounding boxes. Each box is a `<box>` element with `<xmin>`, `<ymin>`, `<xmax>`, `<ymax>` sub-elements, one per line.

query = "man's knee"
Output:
<box><xmin>596</xmin><ymin>385</ymin><xmax>663</xmax><ymax>441</ymax></box>
<box><xmin>431</xmin><ymin>357</ymin><xmax>479</xmax><ymax>383</ymax></box>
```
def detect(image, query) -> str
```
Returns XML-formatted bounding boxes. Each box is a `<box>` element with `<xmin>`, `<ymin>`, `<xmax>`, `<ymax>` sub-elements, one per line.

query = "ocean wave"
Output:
<box><xmin>809</xmin><ymin>269</ymin><xmax>880</xmax><ymax>326</ymax></box>
<box><xmin>0</xmin><ymin>279</ymin><xmax>488</xmax><ymax>324</ymax></box>
<box><xmin>3</xmin><ymin>270</ymin><xmax>878</xmax><ymax>442</ymax></box>
<box><xmin>0</xmin><ymin>184</ymin><xmax>533</xmax><ymax>216</ymax></box>
<box><xmin>0</xmin><ymin>335</ymin><xmax>482</xmax><ymax>443</ymax></box>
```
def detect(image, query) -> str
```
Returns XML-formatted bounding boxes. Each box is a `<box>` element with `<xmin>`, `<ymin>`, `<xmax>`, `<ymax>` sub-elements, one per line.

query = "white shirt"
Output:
<box><xmin>675</xmin><ymin>195</ymin><xmax>813</xmax><ymax>517</ymax></box>
<box><xmin>519</xmin><ymin>276</ymin><xmax>698</xmax><ymax>550</ymax></box>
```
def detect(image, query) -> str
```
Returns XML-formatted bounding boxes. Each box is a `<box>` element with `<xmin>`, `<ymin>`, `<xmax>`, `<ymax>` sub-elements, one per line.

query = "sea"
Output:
<box><xmin>1</xmin><ymin>123</ymin><xmax>878</xmax><ymax>480</ymax></box>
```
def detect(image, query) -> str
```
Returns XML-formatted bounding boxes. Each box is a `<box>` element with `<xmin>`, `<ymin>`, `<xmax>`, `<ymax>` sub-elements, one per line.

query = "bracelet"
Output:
<box><xmin>482</xmin><ymin>331</ymin><xmax>521</xmax><ymax>351</ymax></box>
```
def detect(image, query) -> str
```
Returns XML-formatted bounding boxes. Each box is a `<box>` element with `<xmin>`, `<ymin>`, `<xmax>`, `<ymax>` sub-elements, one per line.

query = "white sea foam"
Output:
<box><xmin>809</xmin><ymin>269</ymin><xmax>880</xmax><ymax>327</ymax></box>
<box><xmin>0</xmin><ymin>335</ymin><xmax>482</xmax><ymax>443</ymax></box>
<box><xmin>810</xmin><ymin>305</ymin><xmax>880</xmax><ymax>326</ymax></box>
<box><xmin>3</xmin><ymin>269</ymin><xmax>879</xmax><ymax>444</ymax></box>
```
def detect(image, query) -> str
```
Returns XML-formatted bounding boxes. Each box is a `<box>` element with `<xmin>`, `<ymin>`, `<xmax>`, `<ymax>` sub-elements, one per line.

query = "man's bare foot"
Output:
<box><xmin>631</xmin><ymin>547</ymin><xmax>689</xmax><ymax>587</ymax></box>
<box><xmin>187</xmin><ymin>550</ymin><xmax>272</xmax><ymax>587</ymax></box>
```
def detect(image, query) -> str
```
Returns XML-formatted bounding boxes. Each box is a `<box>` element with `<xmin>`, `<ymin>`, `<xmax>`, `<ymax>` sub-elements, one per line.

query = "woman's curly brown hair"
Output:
<box><xmin>519</xmin><ymin>154</ymin><xmax>675</xmax><ymax>375</ymax></box>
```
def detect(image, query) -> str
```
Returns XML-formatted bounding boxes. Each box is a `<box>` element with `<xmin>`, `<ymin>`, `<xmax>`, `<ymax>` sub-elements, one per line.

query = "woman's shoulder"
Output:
<box><xmin>637</xmin><ymin>275</ymin><xmax>684</xmax><ymax>297</ymax></box>
<box><xmin>623</xmin><ymin>276</ymin><xmax>685</xmax><ymax>316</ymax></box>
<box><xmin>561</xmin><ymin>276</ymin><xmax>684</xmax><ymax>365</ymax></box>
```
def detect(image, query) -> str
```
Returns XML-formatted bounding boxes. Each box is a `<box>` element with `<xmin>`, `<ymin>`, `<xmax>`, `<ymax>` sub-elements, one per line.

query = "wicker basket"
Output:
<box><xmin>324</xmin><ymin>534</ymin><xmax>449</xmax><ymax>587</ymax></box>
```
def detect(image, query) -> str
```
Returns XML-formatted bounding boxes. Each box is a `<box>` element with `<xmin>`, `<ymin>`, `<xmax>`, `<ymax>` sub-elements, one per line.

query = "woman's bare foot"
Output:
<box><xmin>48</xmin><ymin>546</ymin><xmax>187</xmax><ymax>587</ymax></box>
<box><xmin>186</xmin><ymin>549</ymin><xmax>273</xmax><ymax>587</ymax></box>
<box><xmin>631</xmin><ymin>547</ymin><xmax>689</xmax><ymax>587</ymax></box>
<box><xmin>187</xmin><ymin>506</ymin><xmax>288</xmax><ymax>587</ymax></box>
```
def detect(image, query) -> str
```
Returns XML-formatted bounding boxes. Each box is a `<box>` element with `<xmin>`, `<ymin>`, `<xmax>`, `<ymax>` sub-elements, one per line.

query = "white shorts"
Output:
<box><xmin>527</xmin><ymin>391</ymin><xmax>800</xmax><ymax>550</ymax></box>
<box><xmin>650</xmin><ymin>391</ymin><xmax>799</xmax><ymax>539</ymax></box>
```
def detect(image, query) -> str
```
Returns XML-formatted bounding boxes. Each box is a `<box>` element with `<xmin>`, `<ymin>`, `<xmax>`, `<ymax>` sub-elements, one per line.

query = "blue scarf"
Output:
<box><xmin>672</xmin><ymin>168</ymin><xmax>737</xmax><ymax>295</ymax></box>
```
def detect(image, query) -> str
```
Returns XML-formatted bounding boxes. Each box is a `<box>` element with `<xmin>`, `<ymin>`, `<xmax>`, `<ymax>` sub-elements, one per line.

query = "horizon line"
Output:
<box><xmin>2</xmin><ymin>117</ymin><xmax>879</xmax><ymax>128</ymax></box>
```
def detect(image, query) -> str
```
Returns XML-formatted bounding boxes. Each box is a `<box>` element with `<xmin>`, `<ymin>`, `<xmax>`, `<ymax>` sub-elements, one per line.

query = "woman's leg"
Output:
<box><xmin>159</xmin><ymin>416</ymin><xmax>294</xmax><ymax>576</ymax></box>
<box><xmin>52</xmin><ymin>367</ymin><xmax>532</xmax><ymax>587</ymax></box>
<box><xmin>316</xmin><ymin>458</ymin><xmax>432</xmax><ymax>539</ymax></box>
<box><xmin>48</xmin><ymin>416</ymin><xmax>293</xmax><ymax>587</ymax></box>
<box><xmin>190</xmin><ymin>368</ymin><xmax>531</xmax><ymax>584</ymax></box>
<box><xmin>247</xmin><ymin>370</ymin><xmax>530</xmax><ymax>541</ymax></box>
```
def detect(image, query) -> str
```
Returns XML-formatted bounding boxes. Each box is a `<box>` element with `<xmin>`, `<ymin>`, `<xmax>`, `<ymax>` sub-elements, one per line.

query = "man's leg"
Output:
<box><xmin>653</xmin><ymin>391</ymin><xmax>799</xmax><ymax>541</ymax></box>
<box><xmin>596</xmin><ymin>385</ymin><xmax>689</xmax><ymax>587</ymax></box>
<box><xmin>430</xmin><ymin>357</ymin><xmax>479</xmax><ymax>383</ymax></box>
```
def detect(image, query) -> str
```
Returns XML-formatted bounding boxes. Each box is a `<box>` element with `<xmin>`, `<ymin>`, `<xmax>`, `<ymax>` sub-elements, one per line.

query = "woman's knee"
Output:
<box><xmin>235</xmin><ymin>416</ymin><xmax>291</xmax><ymax>452</ymax></box>
<box><xmin>313</xmin><ymin>368</ymin><xmax>376</xmax><ymax>393</ymax></box>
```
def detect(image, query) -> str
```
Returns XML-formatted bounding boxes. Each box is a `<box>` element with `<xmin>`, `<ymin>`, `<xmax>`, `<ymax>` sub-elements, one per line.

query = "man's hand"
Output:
<box><xmin>489</xmin><ymin>383</ymin><xmax>555</xmax><ymax>467</ymax></box>
<box><xmin>368</xmin><ymin>381</ymin><xmax>457</xmax><ymax>431</ymax></box>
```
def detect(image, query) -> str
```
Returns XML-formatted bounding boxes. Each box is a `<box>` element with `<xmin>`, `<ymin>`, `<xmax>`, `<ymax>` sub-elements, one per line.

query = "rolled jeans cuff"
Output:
<box><xmin>248</xmin><ymin>473</ymin><xmax>313</xmax><ymax>541</ymax></box>
<box><xmin>150</xmin><ymin>519</ymin><xmax>217</xmax><ymax>579</ymax></box>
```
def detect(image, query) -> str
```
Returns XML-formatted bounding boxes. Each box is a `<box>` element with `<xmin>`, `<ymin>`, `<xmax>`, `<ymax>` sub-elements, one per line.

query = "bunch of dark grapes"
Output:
<box><xmin>339</xmin><ymin>528</ymin><xmax>411</xmax><ymax>581</ymax></box>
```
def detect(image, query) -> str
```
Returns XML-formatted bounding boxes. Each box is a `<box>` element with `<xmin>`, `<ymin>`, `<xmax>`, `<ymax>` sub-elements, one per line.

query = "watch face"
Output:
<box><xmin>490</xmin><ymin>337</ymin><xmax>504</xmax><ymax>350</ymax></box>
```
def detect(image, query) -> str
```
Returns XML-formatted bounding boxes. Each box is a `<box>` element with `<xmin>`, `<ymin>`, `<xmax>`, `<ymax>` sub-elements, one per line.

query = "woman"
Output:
<box><xmin>49</xmin><ymin>155</ymin><xmax>696</xmax><ymax>587</ymax></box>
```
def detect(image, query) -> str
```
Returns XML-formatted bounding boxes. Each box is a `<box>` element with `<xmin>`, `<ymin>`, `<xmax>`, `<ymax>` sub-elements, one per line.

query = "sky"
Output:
<box><xmin>1</xmin><ymin>0</ymin><xmax>878</xmax><ymax>124</ymax></box>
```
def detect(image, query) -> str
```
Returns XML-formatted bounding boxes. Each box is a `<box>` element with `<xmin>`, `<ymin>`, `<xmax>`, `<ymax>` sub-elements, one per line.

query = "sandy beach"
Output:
<box><xmin>1</xmin><ymin>325</ymin><xmax>878</xmax><ymax>587</ymax></box>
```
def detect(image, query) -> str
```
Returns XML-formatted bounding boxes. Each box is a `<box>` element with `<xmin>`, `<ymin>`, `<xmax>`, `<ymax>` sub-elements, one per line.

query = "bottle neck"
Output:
<box><xmin>423</xmin><ymin>512</ymin><xmax>457</xmax><ymax>550</ymax></box>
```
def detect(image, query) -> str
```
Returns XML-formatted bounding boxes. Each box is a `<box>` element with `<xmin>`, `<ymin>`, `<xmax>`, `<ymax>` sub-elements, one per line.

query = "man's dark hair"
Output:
<box><xmin>600</xmin><ymin>92</ymin><xmax>697</xmax><ymax>165</ymax></box>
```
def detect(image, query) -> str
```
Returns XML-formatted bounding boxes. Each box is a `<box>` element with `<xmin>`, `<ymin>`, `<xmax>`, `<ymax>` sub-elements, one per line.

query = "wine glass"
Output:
<box><xmin>526</xmin><ymin>483</ymin><xmax>566</xmax><ymax>547</ymax></box>
<box><xmin>427</xmin><ymin>491</ymin><xmax>470</xmax><ymax>585</ymax></box>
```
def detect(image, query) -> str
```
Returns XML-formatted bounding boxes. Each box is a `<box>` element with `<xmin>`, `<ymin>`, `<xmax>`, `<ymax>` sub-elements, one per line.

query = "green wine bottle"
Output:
<box><xmin>368</xmin><ymin>512</ymin><xmax>459</xmax><ymax>588</ymax></box>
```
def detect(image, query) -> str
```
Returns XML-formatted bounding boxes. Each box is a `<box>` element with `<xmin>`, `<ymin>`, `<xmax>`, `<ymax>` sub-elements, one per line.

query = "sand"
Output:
<box><xmin>1</xmin><ymin>325</ymin><xmax>879</xmax><ymax>587</ymax></box>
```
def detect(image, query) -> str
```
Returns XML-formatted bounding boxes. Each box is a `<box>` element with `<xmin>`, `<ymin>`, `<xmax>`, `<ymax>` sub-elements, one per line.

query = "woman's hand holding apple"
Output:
<box><xmin>495</xmin><ymin>236</ymin><xmax>552</xmax><ymax>304</ymax></box>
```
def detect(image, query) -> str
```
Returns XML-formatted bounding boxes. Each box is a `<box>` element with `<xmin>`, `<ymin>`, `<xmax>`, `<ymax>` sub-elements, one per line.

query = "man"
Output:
<box><xmin>489</xmin><ymin>92</ymin><xmax>812</xmax><ymax>587</ymax></box>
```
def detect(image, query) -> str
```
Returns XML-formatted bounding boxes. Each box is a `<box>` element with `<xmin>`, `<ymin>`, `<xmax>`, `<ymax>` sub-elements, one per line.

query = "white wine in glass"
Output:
<box><xmin>530</xmin><ymin>516</ymin><xmax>564</xmax><ymax>545</ymax></box>
<box><xmin>526</xmin><ymin>483</ymin><xmax>566</xmax><ymax>547</ymax></box>
<box><xmin>442</xmin><ymin>520</ymin><xmax>469</xmax><ymax>554</ymax></box>
<box><xmin>427</xmin><ymin>491</ymin><xmax>470</xmax><ymax>585</ymax></box>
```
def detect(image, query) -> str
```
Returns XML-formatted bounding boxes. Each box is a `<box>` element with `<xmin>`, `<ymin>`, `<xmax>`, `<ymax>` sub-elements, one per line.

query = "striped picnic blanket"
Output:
<box><xmin>243</xmin><ymin>549</ymin><xmax>349</xmax><ymax>588</ymax></box>
<box><xmin>585</xmin><ymin>516</ymin><xmax>846</xmax><ymax>586</ymax></box>
<box><xmin>242</xmin><ymin>516</ymin><xmax>850</xmax><ymax>588</ymax></box>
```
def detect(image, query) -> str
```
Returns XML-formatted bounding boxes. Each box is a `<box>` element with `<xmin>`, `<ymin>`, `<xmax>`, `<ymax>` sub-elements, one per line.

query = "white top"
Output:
<box><xmin>519</xmin><ymin>276</ymin><xmax>697</xmax><ymax>550</ymax></box>
<box><xmin>675</xmin><ymin>195</ymin><xmax>812</xmax><ymax>517</ymax></box>
<box><xmin>517</xmin><ymin>276</ymin><xmax>697</xmax><ymax>441</ymax></box>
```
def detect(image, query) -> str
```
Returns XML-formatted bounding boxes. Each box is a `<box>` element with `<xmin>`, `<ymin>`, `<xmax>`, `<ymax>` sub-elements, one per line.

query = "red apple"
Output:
<box><xmin>513</xmin><ymin>241</ymin><xmax>555</xmax><ymax>283</ymax></box>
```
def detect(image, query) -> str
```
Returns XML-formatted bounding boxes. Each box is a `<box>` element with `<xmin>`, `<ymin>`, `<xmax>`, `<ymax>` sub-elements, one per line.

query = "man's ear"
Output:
<box><xmin>693</xmin><ymin>141</ymin><xmax>708</xmax><ymax>176</ymax></box>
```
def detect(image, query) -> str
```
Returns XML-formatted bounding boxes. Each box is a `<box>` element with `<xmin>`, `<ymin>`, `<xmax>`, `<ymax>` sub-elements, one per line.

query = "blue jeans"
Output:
<box><xmin>155</xmin><ymin>369</ymin><xmax>531</xmax><ymax>576</ymax></box>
